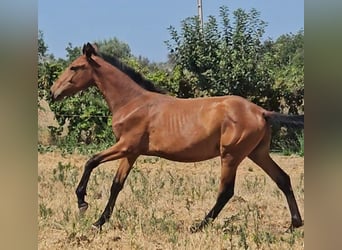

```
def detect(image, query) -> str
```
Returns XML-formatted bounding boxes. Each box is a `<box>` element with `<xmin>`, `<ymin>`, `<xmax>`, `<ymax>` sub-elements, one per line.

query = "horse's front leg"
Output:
<box><xmin>75</xmin><ymin>155</ymin><xmax>100</xmax><ymax>213</ymax></box>
<box><xmin>92</xmin><ymin>155</ymin><xmax>137</xmax><ymax>230</ymax></box>
<box><xmin>75</xmin><ymin>140</ymin><xmax>131</xmax><ymax>214</ymax></box>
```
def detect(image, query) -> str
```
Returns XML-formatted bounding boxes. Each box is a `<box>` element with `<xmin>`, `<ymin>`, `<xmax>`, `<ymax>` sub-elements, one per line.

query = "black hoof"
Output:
<box><xmin>285</xmin><ymin>225</ymin><xmax>294</xmax><ymax>233</ymax></box>
<box><xmin>78</xmin><ymin>202</ymin><xmax>89</xmax><ymax>214</ymax></box>
<box><xmin>189</xmin><ymin>225</ymin><xmax>201</xmax><ymax>233</ymax></box>
<box><xmin>91</xmin><ymin>223</ymin><xmax>102</xmax><ymax>232</ymax></box>
<box><xmin>293</xmin><ymin>219</ymin><xmax>304</xmax><ymax>228</ymax></box>
<box><xmin>190</xmin><ymin>218</ymin><xmax>213</xmax><ymax>233</ymax></box>
<box><xmin>286</xmin><ymin>219</ymin><xmax>304</xmax><ymax>233</ymax></box>
<box><xmin>189</xmin><ymin>221</ymin><xmax>205</xmax><ymax>233</ymax></box>
<box><xmin>92</xmin><ymin>217</ymin><xmax>106</xmax><ymax>231</ymax></box>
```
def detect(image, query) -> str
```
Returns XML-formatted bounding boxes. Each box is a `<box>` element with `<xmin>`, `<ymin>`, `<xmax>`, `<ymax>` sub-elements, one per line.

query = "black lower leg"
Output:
<box><xmin>286</xmin><ymin>192</ymin><xmax>303</xmax><ymax>229</ymax></box>
<box><xmin>276</xmin><ymin>172</ymin><xmax>303</xmax><ymax>229</ymax></box>
<box><xmin>190</xmin><ymin>182</ymin><xmax>234</xmax><ymax>233</ymax></box>
<box><xmin>93</xmin><ymin>179</ymin><xmax>123</xmax><ymax>229</ymax></box>
<box><xmin>75</xmin><ymin>155</ymin><xmax>99</xmax><ymax>209</ymax></box>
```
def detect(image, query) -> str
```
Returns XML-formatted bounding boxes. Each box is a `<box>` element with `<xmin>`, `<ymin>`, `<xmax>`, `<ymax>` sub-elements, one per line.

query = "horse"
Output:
<box><xmin>50</xmin><ymin>43</ymin><xmax>303</xmax><ymax>232</ymax></box>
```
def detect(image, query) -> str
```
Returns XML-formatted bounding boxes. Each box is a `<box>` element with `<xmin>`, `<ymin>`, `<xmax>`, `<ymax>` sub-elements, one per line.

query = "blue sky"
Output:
<box><xmin>38</xmin><ymin>0</ymin><xmax>303</xmax><ymax>62</ymax></box>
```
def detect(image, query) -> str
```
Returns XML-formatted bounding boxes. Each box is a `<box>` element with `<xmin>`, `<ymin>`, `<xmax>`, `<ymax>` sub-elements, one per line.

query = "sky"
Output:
<box><xmin>38</xmin><ymin>0</ymin><xmax>303</xmax><ymax>63</ymax></box>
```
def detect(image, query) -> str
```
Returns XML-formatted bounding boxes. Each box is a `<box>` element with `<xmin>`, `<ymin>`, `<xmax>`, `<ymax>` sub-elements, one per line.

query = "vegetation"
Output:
<box><xmin>166</xmin><ymin>7</ymin><xmax>304</xmax><ymax>114</ymax></box>
<box><xmin>38</xmin><ymin>6</ymin><xmax>304</xmax><ymax>154</ymax></box>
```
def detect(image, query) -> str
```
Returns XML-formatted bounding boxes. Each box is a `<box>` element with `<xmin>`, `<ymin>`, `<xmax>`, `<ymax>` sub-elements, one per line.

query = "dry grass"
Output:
<box><xmin>38</xmin><ymin>152</ymin><xmax>304</xmax><ymax>249</ymax></box>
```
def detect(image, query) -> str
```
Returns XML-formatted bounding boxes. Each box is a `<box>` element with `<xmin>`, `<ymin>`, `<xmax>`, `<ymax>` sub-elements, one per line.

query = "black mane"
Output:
<box><xmin>100</xmin><ymin>53</ymin><xmax>167</xmax><ymax>94</ymax></box>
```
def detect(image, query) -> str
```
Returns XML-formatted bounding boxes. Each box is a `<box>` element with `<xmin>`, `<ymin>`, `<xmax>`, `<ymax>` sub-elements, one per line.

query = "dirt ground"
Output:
<box><xmin>38</xmin><ymin>151</ymin><xmax>304</xmax><ymax>249</ymax></box>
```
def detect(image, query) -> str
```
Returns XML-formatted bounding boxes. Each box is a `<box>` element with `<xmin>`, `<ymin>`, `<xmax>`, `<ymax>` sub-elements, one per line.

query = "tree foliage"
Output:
<box><xmin>270</xmin><ymin>30</ymin><xmax>304</xmax><ymax>114</ymax></box>
<box><xmin>165</xmin><ymin>6</ymin><xmax>304</xmax><ymax>113</ymax></box>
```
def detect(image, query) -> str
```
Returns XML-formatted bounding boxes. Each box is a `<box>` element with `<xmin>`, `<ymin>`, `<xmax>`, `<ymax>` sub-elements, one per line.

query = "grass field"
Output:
<box><xmin>38</xmin><ymin>152</ymin><xmax>304</xmax><ymax>249</ymax></box>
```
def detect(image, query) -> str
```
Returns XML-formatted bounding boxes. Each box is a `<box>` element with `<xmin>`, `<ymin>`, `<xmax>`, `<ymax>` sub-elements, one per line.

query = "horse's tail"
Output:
<box><xmin>263</xmin><ymin>111</ymin><xmax>304</xmax><ymax>129</ymax></box>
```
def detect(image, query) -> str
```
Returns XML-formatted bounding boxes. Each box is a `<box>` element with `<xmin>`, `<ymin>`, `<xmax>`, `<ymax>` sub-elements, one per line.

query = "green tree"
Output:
<box><xmin>64</xmin><ymin>42</ymin><xmax>81</xmax><ymax>64</ymax></box>
<box><xmin>38</xmin><ymin>30</ymin><xmax>48</xmax><ymax>62</ymax></box>
<box><xmin>96</xmin><ymin>37</ymin><xmax>131</xmax><ymax>59</ymax></box>
<box><xmin>38</xmin><ymin>30</ymin><xmax>63</xmax><ymax>100</ymax></box>
<box><xmin>166</xmin><ymin>6</ymin><xmax>303</xmax><ymax>114</ymax></box>
<box><xmin>166</xmin><ymin>6</ymin><xmax>274</xmax><ymax>107</ymax></box>
<box><xmin>271</xmin><ymin>30</ymin><xmax>304</xmax><ymax>114</ymax></box>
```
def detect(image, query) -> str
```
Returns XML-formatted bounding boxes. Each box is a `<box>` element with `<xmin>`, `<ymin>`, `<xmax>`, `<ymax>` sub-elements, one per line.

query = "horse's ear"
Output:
<box><xmin>91</xmin><ymin>43</ymin><xmax>99</xmax><ymax>54</ymax></box>
<box><xmin>82</xmin><ymin>43</ymin><xmax>98</xmax><ymax>58</ymax></box>
<box><xmin>82</xmin><ymin>44</ymin><xmax>87</xmax><ymax>55</ymax></box>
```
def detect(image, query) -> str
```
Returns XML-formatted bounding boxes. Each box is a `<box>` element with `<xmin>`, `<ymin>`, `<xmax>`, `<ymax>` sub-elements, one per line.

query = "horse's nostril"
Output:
<box><xmin>50</xmin><ymin>90</ymin><xmax>59</xmax><ymax>102</ymax></box>
<box><xmin>50</xmin><ymin>91</ymin><xmax>55</xmax><ymax>101</ymax></box>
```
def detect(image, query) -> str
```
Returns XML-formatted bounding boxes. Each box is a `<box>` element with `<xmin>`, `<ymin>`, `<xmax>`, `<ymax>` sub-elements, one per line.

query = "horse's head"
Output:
<box><xmin>51</xmin><ymin>43</ymin><xmax>99</xmax><ymax>101</ymax></box>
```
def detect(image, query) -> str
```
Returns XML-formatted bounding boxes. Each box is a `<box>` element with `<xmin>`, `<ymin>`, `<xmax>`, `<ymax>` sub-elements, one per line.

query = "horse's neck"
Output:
<box><xmin>93</xmin><ymin>63</ymin><xmax>146</xmax><ymax>114</ymax></box>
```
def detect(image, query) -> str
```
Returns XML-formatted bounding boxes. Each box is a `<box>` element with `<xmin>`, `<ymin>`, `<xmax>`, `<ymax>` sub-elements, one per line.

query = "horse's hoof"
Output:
<box><xmin>190</xmin><ymin>218</ymin><xmax>212</xmax><ymax>233</ymax></box>
<box><xmin>91</xmin><ymin>223</ymin><xmax>102</xmax><ymax>232</ymax></box>
<box><xmin>286</xmin><ymin>219</ymin><xmax>304</xmax><ymax>233</ymax></box>
<box><xmin>285</xmin><ymin>225</ymin><xmax>294</xmax><ymax>233</ymax></box>
<box><xmin>293</xmin><ymin>219</ymin><xmax>304</xmax><ymax>228</ymax></box>
<box><xmin>92</xmin><ymin>217</ymin><xmax>105</xmax><ymax>232</ymax></box>
<box><xmin>189</xmin><ymin>226</ymin><xmax>199</xmax><ymax>233</ymax></box>
<box><xmin>78</xmin><ymin>202</ymin><xmax>89</xmax><ymax>215</ymax></box>
<box><xmin>189</xmin><ymin>222</ymin><xmax>203</xmax><ymax>233</ymax></box>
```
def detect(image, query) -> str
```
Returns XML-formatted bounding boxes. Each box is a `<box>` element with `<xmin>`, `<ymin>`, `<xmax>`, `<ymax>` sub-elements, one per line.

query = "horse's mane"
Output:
<box><xmin>100</xmin><ymin>53</ymin><xmax>167</xmax><ymax>94</ymax></box>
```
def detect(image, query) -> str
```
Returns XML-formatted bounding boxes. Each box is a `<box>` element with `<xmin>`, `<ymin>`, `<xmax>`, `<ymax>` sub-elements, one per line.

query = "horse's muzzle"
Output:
<box><xmin>50</xmin><ymin>91</ymin><xmax>62</xmax><ymax>102</ymax></box>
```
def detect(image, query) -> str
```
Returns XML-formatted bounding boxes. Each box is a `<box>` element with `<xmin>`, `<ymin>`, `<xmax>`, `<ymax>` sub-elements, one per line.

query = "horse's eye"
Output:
<box><xmin>70</xmin><ymin>65</ymin><xmax>85</xmax><ymax>71</ymax></box>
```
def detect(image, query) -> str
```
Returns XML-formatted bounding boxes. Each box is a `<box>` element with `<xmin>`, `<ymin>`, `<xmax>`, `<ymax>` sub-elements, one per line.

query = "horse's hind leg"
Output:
<box><xmin>248</xmin><ymin>134</ymin><xmax>303</xmax><ymax>230</ymax></box>
<box><xmin>190</xmin><ymin>155</ymin><xmax>241</xmax><ymax>233</ymax></box>
<box><xmin>92</xmin><ymin>155</ymin><xmax>137</xmax><ymax>230</ymax></box>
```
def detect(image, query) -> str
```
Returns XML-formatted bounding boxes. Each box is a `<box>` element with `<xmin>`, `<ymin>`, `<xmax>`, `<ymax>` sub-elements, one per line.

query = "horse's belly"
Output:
<box><xmin>146</xmin><ymin>137</ymin><xmax>220</xmax><ymax>162</ymax></box>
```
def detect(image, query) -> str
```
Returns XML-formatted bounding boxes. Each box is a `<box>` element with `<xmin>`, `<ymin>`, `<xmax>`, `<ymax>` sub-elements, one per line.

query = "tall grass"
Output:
<box><xmin>272</xmin><ymin>130</ymin><xmax>304</xmax><ymax>156</ymax></box>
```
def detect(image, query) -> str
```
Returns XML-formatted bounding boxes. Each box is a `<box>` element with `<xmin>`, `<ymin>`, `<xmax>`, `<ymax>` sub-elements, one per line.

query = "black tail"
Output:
<box><xmin>263</xmin><ymin>111</ymin><xmax>304</xmax><ymax>129</ymax></box>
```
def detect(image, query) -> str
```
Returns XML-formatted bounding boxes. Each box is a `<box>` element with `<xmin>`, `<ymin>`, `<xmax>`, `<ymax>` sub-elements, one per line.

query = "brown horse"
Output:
<box><xmin>51</xmin><ymin>43</ymin><xmax>303</xmax><ymax>232</ymax></box>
